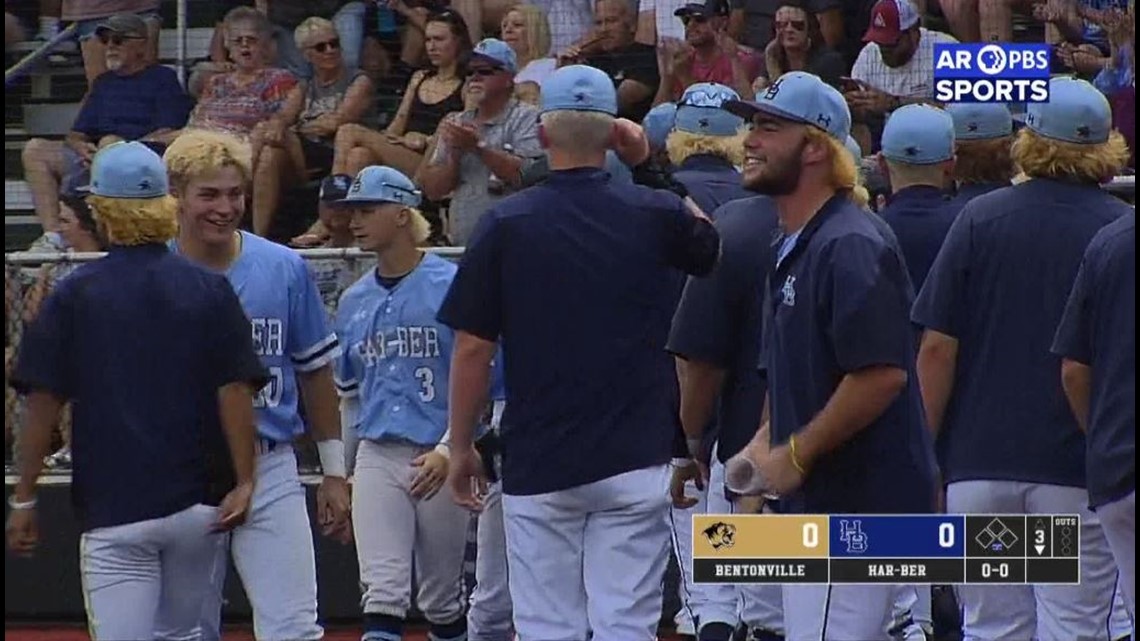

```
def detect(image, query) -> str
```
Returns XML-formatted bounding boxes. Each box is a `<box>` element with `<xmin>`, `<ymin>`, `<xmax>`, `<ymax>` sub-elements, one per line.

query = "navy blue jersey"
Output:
<box><xmin>950</xmin><ymin>182</ymin><xmax>1006</xmax><ymax>208</ymax></box>
<box><xmin>668</xmin><ymin>196</ymin><xmax>780</xmax><ymax>463</ymax></box>
<box><xmin>672</xmin><ymin>154</ymin><xmax>752</xmax><ymax>216</ymax></box>
<box><xmin>880</xmin><ymin>185</ymin><xmax>962</xmax><ymax>292</ymax></box>
<box><xmin>12</xmin><ymin>245</ymin><xmax>268</xmax><ymax>531</ymax></box>
<box><xmin>1052</xmin><ymin>212</ymin><xmax>1136</xmax><ymax>508</ymax></box>
<box><xmin>764</xmin><ymin>197</ymin><xmax>936</xmax><ymax>514</ymax></box>
<box><xmin>437</xmin><ymin>167</ymin><xmax>720</xmax><ymax>495</ymax></box>
<box><xmin>912</xmin><ymin>180</ymin><xmax>1130</xmax><ymax>488</ymax></box>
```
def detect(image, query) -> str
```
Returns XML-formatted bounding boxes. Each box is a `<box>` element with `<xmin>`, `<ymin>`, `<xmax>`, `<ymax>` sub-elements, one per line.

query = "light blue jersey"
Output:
<box><xmin>334</xmin><ymin>253</ymin><xmax>457</xmax><ymax>446</ymax></box>
<box><xmin>489</xmin><ymin>350</ymin><xmax>506</xmax><ymax>403</ymax></box>
<box><xmin>173</xmin><ymin>232</ymin><xmax>341</xmax><ymax>442</ymax></box>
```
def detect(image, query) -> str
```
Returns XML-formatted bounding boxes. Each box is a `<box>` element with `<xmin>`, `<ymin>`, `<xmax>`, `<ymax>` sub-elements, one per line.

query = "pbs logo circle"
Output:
<box><xmin>976</xmin><ymin>45</ymin><xmax>1007</xmax><ymax>76</ymax></box>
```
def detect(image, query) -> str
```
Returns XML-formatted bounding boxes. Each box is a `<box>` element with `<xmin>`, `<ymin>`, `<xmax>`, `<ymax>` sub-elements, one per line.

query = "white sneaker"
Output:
<box><xmin>44</xmin><ymin>446</ymin><xmax>71</xmax><ymax>469</ymax></box>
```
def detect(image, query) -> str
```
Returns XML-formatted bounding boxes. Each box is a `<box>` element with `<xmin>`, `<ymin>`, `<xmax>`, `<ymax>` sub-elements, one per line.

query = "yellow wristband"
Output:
<box><xmin>789</xmin><ymin>435</ymin><xmax>807</xmax><ymax>475</ymax></box>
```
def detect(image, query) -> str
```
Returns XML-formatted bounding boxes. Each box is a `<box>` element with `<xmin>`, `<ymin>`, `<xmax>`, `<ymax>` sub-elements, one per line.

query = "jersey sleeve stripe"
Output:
<box><xmin>292</xmin><ymin>335</ymin><xmax>341</xmax><ymax>372</ymax></box>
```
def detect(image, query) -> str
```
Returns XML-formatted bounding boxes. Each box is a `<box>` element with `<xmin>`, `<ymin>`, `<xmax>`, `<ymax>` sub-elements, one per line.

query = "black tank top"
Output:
<box><xmin>405</xmin><ymin>71</ymin><xmax>465</xmax><ymax>135</ymax></box>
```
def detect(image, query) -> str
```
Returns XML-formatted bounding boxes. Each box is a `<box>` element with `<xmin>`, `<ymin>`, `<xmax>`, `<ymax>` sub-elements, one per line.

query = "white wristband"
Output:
<box><xmin>686</xmin><ymin>436</ymin><xmax>702</xmax><ymax>458</ymax></box>
<box><xmin>317</xmin><ymin>439</ymin><xmax>347</xmax><ymax>479</ymax></box>
<box><xmin>8</xmin><ymin>495</ymin><xmax>37</xmax><ymax>510</ymax></box>
<box><xmin>434</xmin><ymin>441</ymin><xmax>451</xmax><ymax>460</ymax></box>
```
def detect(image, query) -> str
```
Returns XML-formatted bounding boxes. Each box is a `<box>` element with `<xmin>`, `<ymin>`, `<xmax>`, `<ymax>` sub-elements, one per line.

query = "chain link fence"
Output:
<box><xmin>3</xmin><ymin>246</ymin><xmax>464</xmax><ymax>471</ymax></box>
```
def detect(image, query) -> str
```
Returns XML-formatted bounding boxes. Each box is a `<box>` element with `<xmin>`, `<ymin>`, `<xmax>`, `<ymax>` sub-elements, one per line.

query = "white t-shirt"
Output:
<box><xmin>851</xmin><ymin>28</ymin><xmax>958</xmax><ymax>99</ymax></box>
<box><xmin>527</xmin><ymin>0</ymin><xmax>595</xmax><ymax>54</ymax></box>
<box><xmin>516</xmin><ymin>58</ymin><xmax>557</xmax><ymax>87</ymax></box>
<box><xmin>639</xmin><ymin>0</ymin><xmax>691</xmax><ymax>43</ymax></box>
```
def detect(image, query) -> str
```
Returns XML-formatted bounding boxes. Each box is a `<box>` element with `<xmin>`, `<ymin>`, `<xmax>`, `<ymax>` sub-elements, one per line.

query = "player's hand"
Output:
<box><xmin>447</xmin><ymin>445</ymin><xmax>488</xmax><ymax>511</ymax></box>
<box><xmin>317</xmin><ymin>476</ymin><xmax>352</xmax><ymax>542</ymax></box>
<box><xmin>409</xmin><ymin>450</ymin><xmax>449</xmax><ymax>500</ymax></box>
<box><xmin>754</xmin><ymin>443</ymin><xmax>806</xmax><ymax>497</ymax></box>
<box><xmin>612</xmin><ymin>118</ymin><xmax>650</xmax><ymax>167</ymax></box>
<box><xmin>669</xmin><ymin>460</ymin><xmax>708</xmax><ymax>509</ymax></box>
<box><xmin>214</xmin><ymin>481</ymin><xmax>254</xmax><ymax>531</ymax></box>
<box><xmin>6</xmin><ymin>507</ymin><xmax>39</xmax><ymax>556</ymax></box>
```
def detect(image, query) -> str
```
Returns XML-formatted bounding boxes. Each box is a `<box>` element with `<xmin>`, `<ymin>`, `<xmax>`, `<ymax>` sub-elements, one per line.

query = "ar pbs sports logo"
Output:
<box><xmin>933</xmin><ymin>43</ymin><xmax>1051</xmax><ymax>103</ymax></box>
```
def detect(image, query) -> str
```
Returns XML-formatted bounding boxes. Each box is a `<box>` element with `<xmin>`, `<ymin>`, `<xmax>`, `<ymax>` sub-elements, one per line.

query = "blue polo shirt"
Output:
<box><xmin>880</xmin><ymin>185</ymin><xmax>962</xmax><ymax>292</ymax></box>
<box><xmin>912</xmin><ymin>179</ymin><xmax>1130</xmax><ymax>489</ymax></box>
<box><xmin>672</xmin><ymin>154</ymin><xmax>752</xmax><ymax>216</ymax></box>
<box><xmin>437</xmin><ymin>167</ymin><xmax>721</xmax><ymax>495</ymax></box>
<box><xmin>764</xmin><ymin>196</ymin><xmax>936</xmax><ymax>514</ymax></box>
<box><xmin>1052</xmin><ymin>212</ymin><xmax>1136</xmax><ymax>509</ymax></box>
<box><xmin>12</xmin><ymin>245</ymin><xmax>268</xmax><ymax>532</ymax></box>
<box><xmin>73</xmin><ymin>65</ymin><xmax>192</xmax><ymax>141</ymax></box>
<box><xmin>668</xmin><ymin>196</ymin><xmax>779</xmax><ymax>463</ymax></box>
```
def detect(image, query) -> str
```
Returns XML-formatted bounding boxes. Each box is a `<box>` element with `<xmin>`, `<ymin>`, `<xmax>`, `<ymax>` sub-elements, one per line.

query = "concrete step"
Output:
<box><xmin>6</xmin><ymin>179</ymin><xmax>33</xmax><ymax>212</ymax></box>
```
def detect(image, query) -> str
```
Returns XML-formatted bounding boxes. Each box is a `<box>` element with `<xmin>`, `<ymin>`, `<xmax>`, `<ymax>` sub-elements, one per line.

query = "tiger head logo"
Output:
<box><xmin>702</xmin><ymin>521</ymin><xmax>737</xmax><ymax>550</ymax></box>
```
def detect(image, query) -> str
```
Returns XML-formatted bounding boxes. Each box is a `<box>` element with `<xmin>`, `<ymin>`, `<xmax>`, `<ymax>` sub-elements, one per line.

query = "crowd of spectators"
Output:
<box><xmin>3</xmin><ymin>0</ymin><xmax>1136</xmax><ymax>465</ymax></box>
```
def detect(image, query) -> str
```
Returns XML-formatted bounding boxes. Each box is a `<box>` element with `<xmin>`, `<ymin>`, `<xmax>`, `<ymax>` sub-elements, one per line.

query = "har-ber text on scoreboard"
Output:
<box><xmin>691</xmin><ymin>515</ymin><xmax>1081</xmax><ymax>585</ymax></box>
<box><xmin>933</xmin><ymin>43</ymin><xmax>1052</xmax><ymax>103</ymax></box>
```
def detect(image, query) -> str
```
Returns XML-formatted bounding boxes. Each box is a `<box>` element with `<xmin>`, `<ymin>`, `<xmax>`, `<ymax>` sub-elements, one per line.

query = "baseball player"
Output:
<box><xmin>438</xmin><ymin>64</ymin><xmax>720</xmax><ymax>641</ymax></box>
<box><xmin>7</xmin><ymin>142</ymin><xmax>264</xmax><ymax>640</ymax></box>
<box><xmin>667</xmin><ymin>167</ymin><xmax>784</xmax><ymax>641</ymax></box>
<box><xmin>163</xmin><ymin>130</ymin><xmax>351</xmax><ymax>641</ymax></box>
<box><xmin>912</xmin><ymin>77</ymin><xmax>1132</xmax><ymax>641</ymax></box>
<box><xmin>333</xmin><ymin>165</ymin><xmax>471</xmax><ymax>641</ymax></box>
<box><xmin>466</xmin><ymin>358</ymin><xmax>511</xmax><ymax>641</ymax></box>
<box><xmin>942</xmin><ymin>103</ymin><xmax>1015</xmax><ymax>205</ymax></box>
<box><xmin>876</xmin><ymin>104</ymin><xmax>962</xmax><ymax>291</ymax></box>
<box><xmin>722</xmin><ymin>71</ymin><xmax>937</xmax><ymax>641</ymax></box>
<box><xmin>1052</xmin><ymin>210</ymin><xmax>1136</xmax><ymax>622</ymax></box>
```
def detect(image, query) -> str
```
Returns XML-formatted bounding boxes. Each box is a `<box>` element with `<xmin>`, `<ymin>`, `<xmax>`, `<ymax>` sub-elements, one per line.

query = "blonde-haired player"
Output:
<box><xmin>333</xmin><ymin>165</ymin><xmax>472</xmax><ymax>641</ymax></box>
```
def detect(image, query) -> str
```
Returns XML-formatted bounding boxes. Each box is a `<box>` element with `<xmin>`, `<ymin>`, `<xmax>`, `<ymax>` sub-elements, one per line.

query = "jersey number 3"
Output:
<box><xmin>414</xmin><ymin>366</ymin><xmax>435</xmax><ymax>402</ymax></box>
<box><xmin>254</xmin><ymin>367</ymin><xmax>285</xmax><ymax>409</ymax></box>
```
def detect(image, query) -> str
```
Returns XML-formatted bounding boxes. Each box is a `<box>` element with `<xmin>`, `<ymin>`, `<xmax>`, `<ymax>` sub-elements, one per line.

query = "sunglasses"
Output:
<box><xmin>467</xmin><ymin>67</ymin><xmax>500</xmax><ymax>77</ymax></box>
<box><xmin>98</xmin><ymin>33</ymin><xmax>144</xmax><ymax>46</ymax></box>
<box><xmin>775</xmin><ymin>19</ymin><xmax>807</xmax><ymax>32</ymax></box>
<box><xmin>310</xmin><ymin>38</ymin><xmax>340</xmax><ymax>53</ymax></box>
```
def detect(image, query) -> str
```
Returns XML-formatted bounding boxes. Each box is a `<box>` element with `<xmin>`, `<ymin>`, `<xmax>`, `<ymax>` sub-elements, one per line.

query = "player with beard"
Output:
<box><xmin>722</xmin><ymin>71</ymin><xmax>936</xmax><ymax>641</ymax></box>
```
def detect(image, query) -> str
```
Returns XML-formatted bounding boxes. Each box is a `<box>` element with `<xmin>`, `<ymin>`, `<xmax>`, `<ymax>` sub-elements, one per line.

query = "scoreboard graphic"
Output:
<box><xmin>691</xmin><ymin>515</ymin><xmax>1081</xmax><ymax>585</ymax></box>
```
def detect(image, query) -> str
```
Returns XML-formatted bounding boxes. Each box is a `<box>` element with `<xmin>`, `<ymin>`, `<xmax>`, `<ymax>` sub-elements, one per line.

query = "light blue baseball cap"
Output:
<box><xmin>844</xmin><ymin>135</ymin><xmax>863</xmax><ymax>165</ymax></box>
<box><xmin>643</xmin><ymin>102</ymin><xmax>677</xmax><ymax>151</ymax></box>
<box><xmin>881</xmin><ymin>104</ymin><xmax>955</xmax><ymax>165</ymax></box>
<box><xmin>675</xmin><ymin>83</ymin><xmax>744</xmax><ymax>137</ymax></box>
<box><xmin>87</xmin><ymin>141</ymin><xmax>168</xmax><ymax>198</ymax></box>
<box><xmin>339</xmin><ymin>165</ymin><xmax>422</xmax><ymax>207</ymax></box>
<box><xmin>540</xmin><ymin>65</ymin><xmax>618</xmax><ymax>116</ymax></box>
<box><xmin>945</xmin><ymin>103</ymin><xmax>1013</xmax><ymax>141</ymax></box>
<box><xmin>470</xmin><ymin>38</ymin><xmax>518</xmax><ymax>73</ymax></box>
<box><xmin>723</xmin><ymin>71</ymin><xmax>851</xmax><ymax>141</ymax></box>
<box><xmin>1024</xmin><ymin>76</ymin><xmax>1112</xmax><ymax>145</ymax></box>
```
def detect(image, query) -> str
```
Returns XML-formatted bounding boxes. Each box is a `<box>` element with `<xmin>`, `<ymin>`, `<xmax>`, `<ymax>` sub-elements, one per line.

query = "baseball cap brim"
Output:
<box><xmin>94</xmin><ymin>15</ymin><xmax>147</xmax><ymax>38</ymax></box>
<box><xmin>863</xmin><ymin>25</ymin><xmax>902</xmax><ymax>45</ymax></box>
<box><xmin>722</xmin><ymin>98</ymin><xmax>808</xmax><ymax>127</ymax></box>
<box><xmin>469</xmin><ymin>51</ymin><xmax>510</xmax><ymax>70</ymax></box>
<box><xmin>674</xmin><ymin>4</ymin><xmax>710</xmax><ymax>16</ymax></box>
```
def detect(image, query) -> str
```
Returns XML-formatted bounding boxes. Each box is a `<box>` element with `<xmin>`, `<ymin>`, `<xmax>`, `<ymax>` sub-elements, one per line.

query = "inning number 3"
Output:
<box><xmin>415</xmin><ymin>366</ymin><xmax>436</xmax><ymax>402</ymax></box>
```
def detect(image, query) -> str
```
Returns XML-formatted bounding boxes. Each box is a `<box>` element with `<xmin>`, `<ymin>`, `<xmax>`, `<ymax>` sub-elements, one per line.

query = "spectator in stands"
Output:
<box><xmin>501</xmin><ymin>4</ymin><xmax>557</xmax><ymax>104</ymax></box>
<box><xmin>654</xmin><ymin>0</ymin><xmax>756</xmax><ymax>105</ymax></box>
<box><xmin>530</xmin><ymin>0</ymin><xmax>595</xmax><ymax>54</ymax></box>
<box><xmin>727</xmin><ymin>0</ymin><xmax>845</xmax><ymax>55</ymax></box>
<box><xmin>759</xmin><ymin>0</ymin><xmax>846</xmax><ymax>88</ymax></box>
<box><xmin>21</xmin><ymin>13</ymin><xmax>191</xmax><ymax>234</ymax></box>
<box><xmin>257</xmin><ymin>17</ymin><xmax>375</xmax><ymax>237</ymax></box>
<box><xmin>558</xmin><ymin>0</ymin><xmax>660</xmax><ymax>120</ymax></box>
<box><xmin>846</xmin><ymin>0</ymin><xmax>957</xmax><ymax>151</ymax></box>
<box><xmin>635</xmin><ymin>0</ymin><xmax>695</xmax><ymax>46</ymax></box>
<box><xmin>20</xmin><ymin>196</ymin><xmax>106</xmax><ymax>471</ymax></box>
<box><xmin>944</xmin><ymin>103</ymin><xmax>1015</xmax><ymax>204</ymax></box>
<box><xmin>333</xmin><ymin>10</ymin><xmax>472</xmax><ymax>179</ymax></box>
<box><xmin>61</xmin><ymin>0</ymin><xmax>161</xmax><ymax>87</ymax></box>
<box><xmin>360</xmin><ymin>0</ymin><xmax>439</xmax><ymax>83</ymax></box>
<box><xmin>419</xmin><ymin>39</ymin><xmax>544</xmax><ymax>245</ymax></box>
<box><xmin>451</xmin><ymin>0</ymin><xmax>515</xmax><ymax>44</ymax></box>
<box><xmin>1036</xmin><ymin>0</ymin><xmax>1128</xmax><ymax>77</ymax></box>
<box><xmin>1090</xmin><ymin>2</ymin><xmax>1135</xmax><ymax>168</ymax></box>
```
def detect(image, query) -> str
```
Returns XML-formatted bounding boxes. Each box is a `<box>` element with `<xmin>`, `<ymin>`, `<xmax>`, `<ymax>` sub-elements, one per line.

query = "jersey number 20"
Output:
<box><xmin>414</xmin><ymin>366</ymin><xmax>435</xmax><ymax>402</ymax></box>
<box><xmin>254</xmin><ymin>367</ymin><xmax>285</xmax><ymax>409</ymax></box>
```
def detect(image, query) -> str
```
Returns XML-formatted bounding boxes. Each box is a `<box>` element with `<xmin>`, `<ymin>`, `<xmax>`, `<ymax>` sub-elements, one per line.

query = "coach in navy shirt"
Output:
<box><xmin>877</xmin><ymin>104</ymin><xmax>962</xmax><ymax>291</ymax></box>
<box><xmin>1053</xmin><ymin>211</ymin><xmax>1136</xmax><ymax>622</ymax></box>
<box><xmin>438</xmin><ymin>65</ymin><xmax>719</xmax><ymax>641</ymax></box>
<box><xmin>721</xmin><ymin>71</ymin><xmax>936</xmax><ymax>640</ymax></box>
<box><xmin>8</xmin><ymin>143</ymin><xmax>265</xmax><ymax>640</ymax></box>
<box><xmin>913</xmin><ymin>77</ymin><xmax>1132</xmax><ymax>641</ymax></box>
